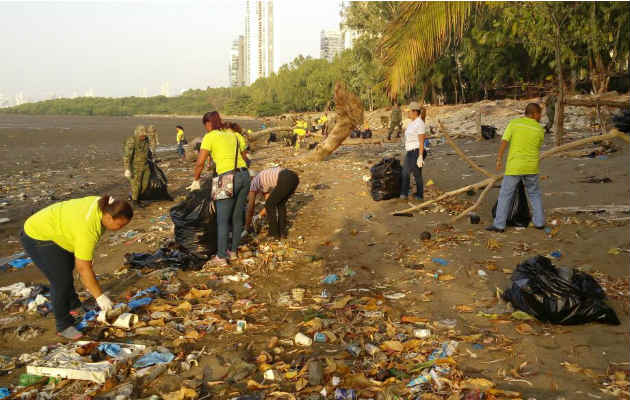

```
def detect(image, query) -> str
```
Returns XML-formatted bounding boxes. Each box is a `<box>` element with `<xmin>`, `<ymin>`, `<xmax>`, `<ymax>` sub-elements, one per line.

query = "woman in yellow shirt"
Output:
<box><xmin>188</xmin><ymin>111</ymin><xmax>250</xmax><ymax>267</ymax></box>
<box><xmin>20</xmin><ymin>195</ymin><xmax>133</xmax><ymax>339</ymax></box>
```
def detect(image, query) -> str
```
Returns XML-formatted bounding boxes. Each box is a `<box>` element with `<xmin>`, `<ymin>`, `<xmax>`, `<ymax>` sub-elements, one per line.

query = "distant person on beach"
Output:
<box><xmin>123</xmin><ymin>125</ymin><xmax>150</xmax><ymax>208</ymax></box>
<box><xmin>187</xmin><ymin>111</ymin><xmax>250</xmax><ymax>267</ymax></box>
<box><xmin>400</xmin><ymin>102</ymin><xmax>427</xmax><ymax>200</ymax></box>
<box><xmin>544</xmin><ymin>93</ymin><xmax>556</xmax><ymax>134</ymax></box>
<box><xmin>487</xmin><ymin>103</ymin><xmax>545</xmax><ymax>233</ymax></box>
<box><xmin>318</xmin><ymin>113</ymin><xmax>329</xmax><ymax>137</ymax></box>
<box><xmin>246</xmin><ymin>167</ymin><xmax>299</xmax><ymax>239</ymax></box>
<box><xmin>388</xmin><ymin>102</ymin><xmax>402</xmax><ymax>140</ymax></box>
<box><xmin>146</xmin><ymin>125</ymin><xmax>159</xmax><ymax>153</ymax></box>
<box><xmin>20</xmin><ymin>195</ymin><xmax>133</xmax><ymax>339</ymax></box>
<box><xmin>176</xmin><ymin>125</ymin><xmax>186</xmax><ymax>161</ymax></box>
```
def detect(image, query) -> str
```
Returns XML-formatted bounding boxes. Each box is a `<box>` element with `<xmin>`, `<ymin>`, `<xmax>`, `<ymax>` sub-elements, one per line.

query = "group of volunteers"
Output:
<box><xmin>20</xmin><ymin>110</ymin><xmax>299</xmax><ymax>339</ymax></box>
<box><xmin>399</xmin><ymin>99</ymin><xmax>547</xmax><ymax>233</ymax></box>
<box><xmin>19</xmin><ymin>98</ymin><xmax>547</xmax><ymax>340</ymax></box>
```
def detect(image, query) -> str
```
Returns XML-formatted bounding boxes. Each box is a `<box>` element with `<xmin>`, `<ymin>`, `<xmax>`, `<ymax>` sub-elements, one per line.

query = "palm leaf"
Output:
<box><xmin>380</xmin><ymin>2</ymin><xmax>477</xmax><ymax>97</ymax></box>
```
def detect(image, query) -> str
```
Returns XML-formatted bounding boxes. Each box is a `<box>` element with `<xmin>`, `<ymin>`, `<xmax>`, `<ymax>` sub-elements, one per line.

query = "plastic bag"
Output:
<box><xmin>612</xmin><ymin>110</ymin><xmax>630</xmax><ymax>133</ymax></box>
<box><xmin>503</xmin><ymin>255</ymin><xmax>620</xmax><ymax>325</ymax></box>
<box><xmin>124</xmin><ymin>246</ymin><xmax>203</xmax><ymax>270</ymax></box>
<box><xmin>139</xmin><ymin>159</ymin><xmax>172</xmax><ymax>201</ymax></box>
<box><xmin>169</xmin><ymin>178</ymin><xmax>217</xmax><ymax>257</ymax></box>
<box><xmin>370</xmin><ymin>158</ymin><xmax>402</xmax><ymax>201</ymax></box>
<box><xmin>491</xmin><ymin>180</ymin><xmax>531</xmax><ymax>227</ymax></box>
<box><xmin>481</xmin><ymin>125</ymin><xmax>497</xmax><ymax>140</ymax></box>
<box><xmin>361</xmin><ymin>129</ymin><xmax>372</xmax><ymax>139</ymax></box>
<box><xmin>350</xmin><ymin>130</ymin><xmax>361</xmax><ymax>138</ymax></box>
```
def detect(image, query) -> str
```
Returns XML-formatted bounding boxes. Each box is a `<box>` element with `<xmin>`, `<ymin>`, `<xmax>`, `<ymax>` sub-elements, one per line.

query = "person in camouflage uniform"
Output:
<box><xmin>123</xmin><ymin>125</ymin><xmax>151</xmax><ymax>207</ymax></box>
<box><xmin>146</xmin><ymin>125</ymin><xmax>159</xmax><ymax>153</ymax></box>
<box><xmin>544</xmin><ymin>94</ymin><xmax>556</xmax><ymax>134</ymax></box>
<box><xmin>388</xmin><ymin>102</ymin><xmax>402</xmax><ymax>140</ymax></box>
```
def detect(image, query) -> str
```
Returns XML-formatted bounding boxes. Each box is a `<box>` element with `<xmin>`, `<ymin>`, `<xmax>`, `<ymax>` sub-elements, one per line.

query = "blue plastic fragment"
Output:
<box><xmin>97</xmin><ymin>343</ymin><xmax>121</xmax><ymax>357</ymax></box>
<box><xmin>322</xmin><ymin>274</ymin><xmax>339</xmax><ymax>284</ymax></box>
<box><xmin>76</xmin><ymin>310</ymin><xmax>98</xmax><ymax>331</ymax></box>
<box><xmin>8</xmin><ymin>258</ymin><xmax>32</xmax><ymax>269</ymax></box>
<box><xmin>432</xmin><ymin>258</ymin><xmax>448</xmax><ymax>266</ymax></box>
<box><xmin>550</xmin><ymin>250</ymin><xmax>562</xmax><ymax>258</ymax></box>
<box><xmin>128</xmin><ymin>297</ymin><xmax>152</xmax><ymax>310</ymax></box>
<box><xmin>133</xmin><ymin>351</ymin><xmax>174</xmax><ymax>368</ymax></box>
<box><xmin>131</xmin><ymin>285</ymin><xmax>160</xmax><ymax>299</ymax></box>
<box><xmin>0</xmin><ymin>387</ymin><xmax>10</xmax><ymax>399</ymax></box>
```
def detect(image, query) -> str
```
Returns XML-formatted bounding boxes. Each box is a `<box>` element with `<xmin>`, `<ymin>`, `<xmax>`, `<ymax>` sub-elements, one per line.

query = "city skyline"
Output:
<box><xmin>0</xmin><ymin>1</ymin><xmax>342</xmax><ymax>106</ymax></box>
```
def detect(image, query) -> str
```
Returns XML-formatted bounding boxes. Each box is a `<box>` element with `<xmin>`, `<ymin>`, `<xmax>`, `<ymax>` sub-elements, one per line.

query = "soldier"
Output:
<box><xmin>544</xmin><ymin>93</ymin><xmax>556</xmax><ymax>134</ymax></box>
<box><xmin>388</xmin><ymin>102</ymin><xmax>402</xmax><ymax>140</ymax></box>
<box><xmin>146</xmin><ymin>125</ymin><xmax>159</xmax><ymax>153</ymax></box>
<box><xmin>123</xmin><ymin>125</ymin><xmax>151</xmax><ymax>208</ymax></box>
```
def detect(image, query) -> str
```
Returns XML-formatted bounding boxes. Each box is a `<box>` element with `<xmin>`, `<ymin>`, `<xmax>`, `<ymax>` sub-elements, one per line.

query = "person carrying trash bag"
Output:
<box><xmin>400</xmin><ymin>102</ymin><xmax>427</xmax><ymax>200</ymax></box>
<box><xmin>146</xmin><ymin>124</ymin><xmax>159</xmax><ymax>153</ymax></box>
<box><xmin>187</xmin><ymin>111</ymin><xmax>250</xmax><ymax>267</ymax></box>
<box><xmin>123</xmin><ymin>125</ymin><xmax>151</xmax><ymax>208</ymax></box>
<box><xmin>245</xmin><ymin>167</ymin><xmax>300</xmax><ymax>239</ymax></box>
<box><xmin>20</xmin><ymin>195</ymin><xmax>133</xmax><ymax>339</ymax></box>
<box><xmin>487</xmin><ymin>103</ymin><xmax>545</xmax><ymax>233</ymax></box>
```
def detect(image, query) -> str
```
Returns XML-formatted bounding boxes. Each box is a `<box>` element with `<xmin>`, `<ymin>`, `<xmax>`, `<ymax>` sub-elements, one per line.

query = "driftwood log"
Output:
<box><xmin>391</xmin><ymin>129</ymin><xmax>629</xmax><ymax>218</ymax></box>
<box><xmin>308</xmin><ymin>82</ymin><xmax>364</xmax><ymax>161</ymax></box>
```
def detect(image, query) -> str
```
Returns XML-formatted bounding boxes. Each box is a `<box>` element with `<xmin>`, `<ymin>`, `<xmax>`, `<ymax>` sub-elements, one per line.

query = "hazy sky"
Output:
<box><xmin>0</xmin><ymin>1</ymin><xmax>342</xmax><ymax>101</ymax></box>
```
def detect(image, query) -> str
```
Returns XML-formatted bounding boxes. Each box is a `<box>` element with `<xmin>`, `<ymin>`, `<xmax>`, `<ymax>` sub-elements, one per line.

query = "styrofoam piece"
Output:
<box><xmin>27</xmin><ymin>341</ymin><xmax>145</xmax><ymax>384</ymax></box>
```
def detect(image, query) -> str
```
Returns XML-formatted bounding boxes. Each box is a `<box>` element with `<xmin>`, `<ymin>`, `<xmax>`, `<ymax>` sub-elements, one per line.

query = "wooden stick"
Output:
<box><xmin>449</xmin><ymin>177</ymin><xmax>499</xmax><ymax>223</ymax></box>
<box><xmin>438</xmin><ymin>120</ymin><xmax>495</xmax><ymax>179</ymax></box>
<box><xmin>391</xmin><ymin>129</ymin><xmax>628</xmax><ymax>216</ymax></box>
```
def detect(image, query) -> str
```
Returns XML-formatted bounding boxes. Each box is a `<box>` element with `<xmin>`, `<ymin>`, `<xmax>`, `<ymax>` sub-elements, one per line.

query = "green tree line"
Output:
<box><xmin>2</xmin><ymin>2</ymin><xmax>627</xmax><ymax>118</ymax></box>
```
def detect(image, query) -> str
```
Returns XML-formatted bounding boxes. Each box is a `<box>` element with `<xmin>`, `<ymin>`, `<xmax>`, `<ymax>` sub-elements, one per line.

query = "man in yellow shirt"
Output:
<box><xmin>176</xmin><ymin>125</ymin><xmax>186</xmax><ymax>161</ymax></box>
<box><xmin>487</xmin><ymin>103</ymin><xmax>545</xmax><ymax>232</ymax></box>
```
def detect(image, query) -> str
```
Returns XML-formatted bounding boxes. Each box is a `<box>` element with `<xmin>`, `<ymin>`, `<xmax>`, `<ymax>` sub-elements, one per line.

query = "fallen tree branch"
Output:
<box><xmin>449</xmin><ymin>176</ymin><xmax>499</xmax><ymax>223</ymax></box>
<box><xmin>550</xmin><ymin>205</ymin><xmax>629</xmax><ymax>215</ymax></box>
<box><xmin>391</xmin><ymin>129</ymin><xmax>629</xmax><ymax>216</ymax></box>
<box><xmin>438</xmin><ymin>120</ymin><xmax>495</xmax><ymax>179</ymax></box>
<box><xmin>248</xmin><ymin>126</ymin><xmax>293</xmax><ymax>141</ymax></box>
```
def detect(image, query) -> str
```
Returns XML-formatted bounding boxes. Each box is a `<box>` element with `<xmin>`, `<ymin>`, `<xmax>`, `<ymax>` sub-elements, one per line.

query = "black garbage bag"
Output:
<box><xmin>503</xmin><ymin>255</ymin><xmax>620</xmax><ymax>325</ymax></box>
<box><xmin>124</xmin><ymin>244</ymin><xmax>203</xmax><ymax>271</ymax></box>
<box><xmin>491</xmin><ymin>180</ymin><xmax>531</xmax><ymax>227</ymax></box>
<box><xmin>362</xmin><ymin>129</ymin><xmax>373</xmax><ymax>139</ymax></box>
<box><xmin>481</xmin><ymin>125</ymin><xmax>497</xmax><ymax>140</ymax></box>
<box><xmin>612</xmin><ymin>110</ymin><xmax>630</xmax><ymax>133</ymax></box>
<box><xmin>370</xmin><ymin>158</ymin><xmax>402</xmax><ymax>201</ymax></box>
<box><xmin>139</xmin><ymin>159</ymin><xmax>172</xmax><ymax>201</ymax></box>
<box><xmin>350</xmin><ymin>130</ymin><xmax>361</xmax><ymax>138</ymax></box>
<box><xmin>267</xmin><ymin>132</ymin><xmax>278</xmax><ymax>143</ymax></box>
<box><xmin>169</xmin><ymin>178</ymin><xmax>217</xmax><ymax>258</ymax></box>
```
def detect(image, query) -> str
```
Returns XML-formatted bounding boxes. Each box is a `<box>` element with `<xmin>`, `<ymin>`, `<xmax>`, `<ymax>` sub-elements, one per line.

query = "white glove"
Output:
<box><xmin>124</xmin><ymin>169</ymin><xmax>132</xmax><ymax>179</ymax></box>
<box><xmin>252</xmin><ymin>214</ymin><xmax>261</xmax><ymax>226</ymax></box>
<box><xmin>96</xmin><ymin>294</ymin><xmax>113</xmax><ymax>312</ymax></box>
<box><xmin>209</xmin><ymin>201</ymin><xmax>215</xmax><ymax>213</ymax></box>
<box><xmin>187</xmin><ymin>180</ymin><xmax>201</xmax><ymax>191</ymax></box>
<box><xmin>416</xmin><ymin>157</ymin><xmax>424</xmax><ymax>168</ymax></box>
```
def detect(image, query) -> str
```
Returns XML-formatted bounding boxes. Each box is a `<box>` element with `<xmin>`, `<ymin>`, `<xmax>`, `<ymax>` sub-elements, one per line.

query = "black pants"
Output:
<box><xmin>401</xmin><ymin>148</ymin><xmax>427</xmax><ymax>198</ymax></box>
<box><xmin>20</xmin><ymin>231</ymin><xmax>80</xmax><ymax>332</ymax></box>
<box><xmin>266</xmin><ymin>170</ymin><xmax>299</xmax><ymax>238</ymax></box>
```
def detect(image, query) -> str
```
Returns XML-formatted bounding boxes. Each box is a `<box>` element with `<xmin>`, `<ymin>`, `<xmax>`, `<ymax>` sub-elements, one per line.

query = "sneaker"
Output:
<box><xmin>57</xmin><ymin>326</ymin><xmax>83</xmax><ymax>340</ymax></box>
<box><xmin>534</xmin><ymin>225</ymin><xmax>546</xmax><ymax>230</ymax></box>
<box><xmin>226</xmin><ymin>251</ymin><xmax>238</xmax><ymax>262</ymax></box>
<box><xmin>399</xmin><ymin>195</ymin><xmax>408</xmax><ymax>200</ymax></box>
<box><xmin>207</xmin><ymin>256</ymin><xmax>228</xmax><ymax>268</ymax></box>
<box><xmin>485</xmin><ymin>225</ymin><xmax>505</xmax><ymax>233</ymax></box>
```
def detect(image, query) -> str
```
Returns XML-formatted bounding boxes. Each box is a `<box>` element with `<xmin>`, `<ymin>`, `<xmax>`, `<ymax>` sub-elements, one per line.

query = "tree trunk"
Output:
<box><xmin>308</xmin><ymin>82</ymin><xmax>363</xmax><ymax>161</ymax></box>
<box><xmin>452</xmin><ymin>76</ymin><xmax>458</xmax><ymax>105</ymax></box>
<box><xmin>553</xmin><ymin>24</ymin><xmax>565</xmax><ymax>146</ymax></box>
<box><xmin>455</xmin><ymin>51</ymin><xmax>465</xmax><ymax>103</ymax></box>
<box><xmin>476</xmin><ymin>106</ymin><xmax>482</xmax><ymax>142</ymax></box>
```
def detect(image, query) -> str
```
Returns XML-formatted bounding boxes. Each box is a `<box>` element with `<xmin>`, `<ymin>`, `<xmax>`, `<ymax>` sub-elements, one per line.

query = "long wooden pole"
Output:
<box><xmin>391</xmin><ymin>129</ymin><xmax>628</xmax><ymax>216</ymax></box>
<box><xmin>439</xmin><ymin>121</ymin><xmax>495</xmax><ymax>179</ymax></box>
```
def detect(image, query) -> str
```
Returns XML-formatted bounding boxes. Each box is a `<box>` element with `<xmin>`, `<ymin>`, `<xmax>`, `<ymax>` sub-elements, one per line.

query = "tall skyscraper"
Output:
<box><xmin>230</xmin><ymin>35</ymin><xmax>247</xmax><ymax>87</ymax></box>
<box><xmin>245</xmin><ymin>0</ymin><xmax>251</xmax><ymax>85</ymax></box>
<box><xmin>320</xmin><ymin>30</ymin><xmax>344</xmax><ymax>62</ymax></box>
<box><xmin>267</xmin><ymin>0</ymin><xmax>274</xmax><ymax>77</ymax></box>
<box><xmin>256</xmin><ymin>1</ymin><xmax>264</xmax><ymax>79</ymax></box>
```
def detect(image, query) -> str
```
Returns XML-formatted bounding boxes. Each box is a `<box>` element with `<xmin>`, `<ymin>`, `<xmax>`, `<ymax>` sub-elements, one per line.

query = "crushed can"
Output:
<box><xmin>313</xmin><ymin>332</ymin><xmax>327</xmax><ymax>343</ymax></box>
<box><xmin>334</xmin><ymin>388</ymin><xmax>357</xmax><ymax>400</ymax></box>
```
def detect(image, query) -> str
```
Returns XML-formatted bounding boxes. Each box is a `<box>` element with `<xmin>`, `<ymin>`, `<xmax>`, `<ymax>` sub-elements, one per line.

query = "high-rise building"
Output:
<box><xmin>320</xmin><ymin>30</ymin><xmax>344</xmax><ymax>62</ymax></box>
<box><xmin>230</xmin><ymin>35</ymin><xmax>247</xmax><ymax>87</ymax></box>
<box><xmin>267</xmin><ymin>0</ymin><xmax>273</xmax><ymax>77</ymax></box>
<box><xmin>245</xmin><ymin>0</ymin><xmax>251</xmax><ymax>85</ymax></box>
<box><xmin>254</xmin><ymin>0</ymin><xmax>273</xmax><ymax>80</ymax></box>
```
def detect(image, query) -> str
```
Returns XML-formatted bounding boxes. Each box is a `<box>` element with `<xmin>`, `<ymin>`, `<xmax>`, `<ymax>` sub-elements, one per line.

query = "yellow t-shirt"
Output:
<box><xmin>200</xmin><ymin>129</ymin><xmax>247</xmax><ymax>175</ymax></box>
<box><xmin>502</xmin><ymin>117</ymin><xmax>544</xmax><ymax>176</ymax></box>
<box><xmin>176</xmin><ymin>129</ymin><xmax>184</xmax><ymax>143</ymax></box>
<box><xmin>24</xmin><ymin>196</ymin><xmax>104</xmax><ymax>261</ymax></box>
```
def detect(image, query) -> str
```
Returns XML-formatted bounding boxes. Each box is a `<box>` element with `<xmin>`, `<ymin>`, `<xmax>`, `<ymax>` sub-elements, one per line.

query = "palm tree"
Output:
<box><xmin>379</xmin><ymin>2</ymin><xmax>478</xmax><ymax>98</ymax></box>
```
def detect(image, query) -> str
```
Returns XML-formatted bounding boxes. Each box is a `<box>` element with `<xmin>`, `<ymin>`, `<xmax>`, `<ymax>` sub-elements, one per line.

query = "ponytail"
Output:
<box><xmin>98</xmin><ymin>195</ymin><xmax>133</xmax><ymax>220</ymax></box>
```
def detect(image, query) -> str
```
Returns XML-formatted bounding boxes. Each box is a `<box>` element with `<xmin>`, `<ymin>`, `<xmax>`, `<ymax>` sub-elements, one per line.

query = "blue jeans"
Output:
<box><xmin>401</xmin><ymin>149</ymin><xmax>426</xmax><ymax>198</ymax></box>
<box><xmin>20</xmin><ymin>231</ymin><xmax>80</xmax><ymax>332</ymax></box>
<box><xmin>177</xmin><ymin>143</ymin><xmax>185</xmax><ymax>157</ymax></box>
<box><xmin>215</xmin><ymin>169</ymin><xmax>250</xmax><ymax>259</ymax></box>
<box><xmin>493</xmin><ymin>174</ymin><xmax>545</xmax><ymax>229</ymax></box>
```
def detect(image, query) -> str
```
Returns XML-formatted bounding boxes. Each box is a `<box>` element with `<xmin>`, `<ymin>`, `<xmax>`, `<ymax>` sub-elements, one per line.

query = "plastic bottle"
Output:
<box><xmin>18</xmin><ymin>374</ymin><xmax>46</xmax><ymax>386</ymax></box>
